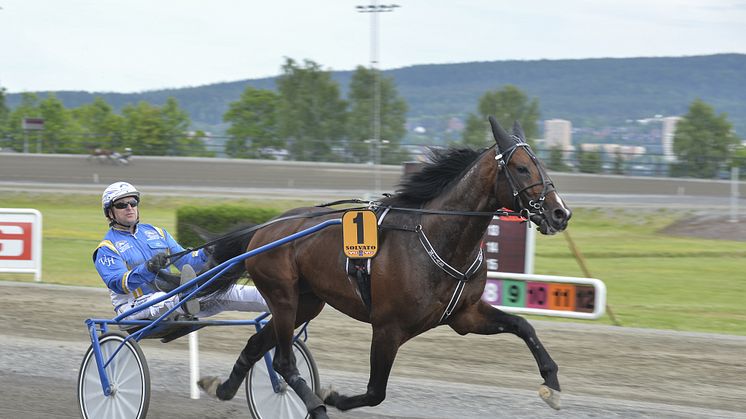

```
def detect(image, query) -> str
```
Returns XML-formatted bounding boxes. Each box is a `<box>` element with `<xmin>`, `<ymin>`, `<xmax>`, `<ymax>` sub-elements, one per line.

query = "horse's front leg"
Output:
<box><xmin>449</xmin><ymin>300</ymin><xmax>561</xmax><ymax>410</ymax></box>
<box><xmin>321</xmin><ymin>324</ymin><xmax>402</xmax><ymax>411</ymax></box>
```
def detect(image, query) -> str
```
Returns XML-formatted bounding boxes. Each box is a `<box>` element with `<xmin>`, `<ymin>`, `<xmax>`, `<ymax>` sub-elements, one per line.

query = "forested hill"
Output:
<box><xmin>7</xmin><ymin>54</ymin><xmax>746</xmax><ymax>136</ymax></box>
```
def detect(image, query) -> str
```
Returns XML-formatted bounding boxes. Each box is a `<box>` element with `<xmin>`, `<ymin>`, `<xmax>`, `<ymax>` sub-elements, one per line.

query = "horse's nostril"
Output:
<box><xmin>553</xmin><ymin>208</ymin><xmax>569</xmax><ymax>222</ymax></box>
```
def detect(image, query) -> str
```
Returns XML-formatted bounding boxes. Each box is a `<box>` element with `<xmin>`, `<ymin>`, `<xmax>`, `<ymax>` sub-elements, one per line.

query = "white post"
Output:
<box><xmin>189</xmin><ymin>331</ymin><xmax>200</xmax><ymax>399</ymax></box>
<box><xmin>524</xmin><ymin>222</ymin><xmax>536</xmax><ymax>274</ymax></box>
<box><xmin>730</xmin><ymin>167</ymin><xmax>740</xmax><ymax>223</ymax></box>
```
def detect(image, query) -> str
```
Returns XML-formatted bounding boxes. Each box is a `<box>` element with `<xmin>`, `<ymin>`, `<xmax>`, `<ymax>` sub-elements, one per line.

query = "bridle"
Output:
<box><xmin>494</xmin><ymin>137</ymin><xmax>556</xmax><ymax>220</ymax></box>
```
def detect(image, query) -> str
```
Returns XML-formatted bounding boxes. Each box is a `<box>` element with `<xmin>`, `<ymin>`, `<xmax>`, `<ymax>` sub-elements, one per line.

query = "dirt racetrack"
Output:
<box><xmin>0</xmin><ymin>281</ymin><xmax>744</xmax><ymax>418</ymax></box>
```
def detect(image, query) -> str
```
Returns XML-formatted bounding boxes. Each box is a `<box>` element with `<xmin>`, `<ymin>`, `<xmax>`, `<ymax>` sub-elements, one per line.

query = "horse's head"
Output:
<box><xmin>489</xmin><ymin>116</ymin><xmax>572</xmax><ymax>235</ymax></box>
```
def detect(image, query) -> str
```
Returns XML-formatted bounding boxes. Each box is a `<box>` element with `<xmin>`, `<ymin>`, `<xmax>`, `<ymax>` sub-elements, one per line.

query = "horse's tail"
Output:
<box><xmin>188</xmin><ymin>223</ymin><xmax>257</xmax><ymax>297</ymax></box>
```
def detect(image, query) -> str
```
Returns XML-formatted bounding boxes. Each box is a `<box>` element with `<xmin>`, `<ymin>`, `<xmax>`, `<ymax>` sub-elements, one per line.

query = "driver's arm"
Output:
<box><xmin>94</xmin><ymin>244</ymin><xmax>157</xmax><ymax>294</ymax></box>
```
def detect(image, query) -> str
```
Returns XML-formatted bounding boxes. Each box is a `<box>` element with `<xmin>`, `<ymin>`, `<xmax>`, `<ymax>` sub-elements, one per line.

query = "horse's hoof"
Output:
<box><xmin>310</xmin><ymin>405</ymin><xmax>329</xmax><ymax>419</ymax></box>
<box><xmin>317</xmin><ymin>385</ymin><xmax>333</xmax><ymax>400</ymax></box>
<box><xmin>198</xmin><ymin>376</ymin><xmax>221</xmax><ymax>398</ymax></box>
<box><xmin>539</xmin><ymin>384</ymin><xmax>561</xmax><ymax>410</ymax></box>
<box><xmin>317</xmin><ymin>385</ymin><xmax>339</xmax><ymax>405</ymax></box>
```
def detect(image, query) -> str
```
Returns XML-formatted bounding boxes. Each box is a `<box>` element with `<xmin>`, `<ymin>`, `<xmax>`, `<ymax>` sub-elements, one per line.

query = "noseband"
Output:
<box><xmin>494</xmin><ymin>138</ymin><xmax>556</xmax><ymax>219</ymax></box>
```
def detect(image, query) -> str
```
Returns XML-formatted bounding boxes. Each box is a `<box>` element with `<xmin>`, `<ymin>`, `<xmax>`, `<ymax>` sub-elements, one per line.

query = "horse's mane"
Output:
<box><xmin>381</xmin><ymin>147</ymin><xmax>484</xmax><ymax>208</ymax></box>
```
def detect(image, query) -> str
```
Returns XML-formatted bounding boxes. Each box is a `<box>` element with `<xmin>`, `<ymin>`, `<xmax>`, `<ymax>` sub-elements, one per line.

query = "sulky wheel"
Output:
<box><xmin>78</xmin><ymin>332</ymin><xmax>150</xmax><ymax>419</ymax></box>
<box><xmin>246</xmin><ymin>339</ymin><xmax>320</xmax><ymax>419</ymax></box>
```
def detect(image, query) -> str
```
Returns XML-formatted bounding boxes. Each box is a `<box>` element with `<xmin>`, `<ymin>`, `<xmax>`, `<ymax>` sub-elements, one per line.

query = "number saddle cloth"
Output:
<box><xmin>344</xmin><ymin>207</ymin><xmax>388</xmax><ymax>313</ymax></box>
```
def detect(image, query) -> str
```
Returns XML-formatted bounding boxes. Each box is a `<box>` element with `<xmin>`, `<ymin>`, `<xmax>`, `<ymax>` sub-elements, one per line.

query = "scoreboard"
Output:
<box><xmin>480</xmin><ymin>214</ymin><xmax>606</xmax><ymax>320</ymax></box>
<box><xmin>483</xmin><ymin>213</ymin><xmax>534</xmax><ymax>274</ymax></box>
<box><xmin>483</xmin><ymin>272</ymin><xmax>606</xmax><ymax>320</ymax></box>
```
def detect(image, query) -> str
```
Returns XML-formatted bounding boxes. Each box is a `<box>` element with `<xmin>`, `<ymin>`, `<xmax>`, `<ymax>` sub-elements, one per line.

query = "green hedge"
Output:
<box><xmin>176</xmin><ymin>205</ymin><xmax>282</xmax><ymax>247</ymax></box>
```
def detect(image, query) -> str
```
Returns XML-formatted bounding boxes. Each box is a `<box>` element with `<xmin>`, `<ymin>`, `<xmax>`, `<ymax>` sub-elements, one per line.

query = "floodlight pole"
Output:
<box><xmin>357</xmin><ymin>1</ymin><xmax>399</xmax><ymax>194</ymax></box>
<box><xmin>730</xmin><ymin>166</ymin><xmax>740</xmax><ymax>223</ymax></box>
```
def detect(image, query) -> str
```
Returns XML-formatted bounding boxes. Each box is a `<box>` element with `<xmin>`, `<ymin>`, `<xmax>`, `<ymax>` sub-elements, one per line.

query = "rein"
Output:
<box><xmin>322</xmin><ymin>198</ymin><xmax>525</xmax><ymax>218</ymax></box>
<box><xmin>166</xmin><ymin>206</ymin><xmax>364</xmax><ymax>265</ymax></box>
<box><xmin>168</xmin><ymin>142</ymin><xmax>548</xmax><ymax>297</ymax></box>
<box><xmin>166</xmin><ymin>198</ymin><xmax>525</xmax><ymax>272</ymax></box>
<box><xmin>170</xmin><ymin>203</ymin><xmax>524</xmax><ymax>261</ymax></box>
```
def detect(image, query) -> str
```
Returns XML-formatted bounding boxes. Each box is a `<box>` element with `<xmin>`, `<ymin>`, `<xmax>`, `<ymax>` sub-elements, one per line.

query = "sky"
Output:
<box><xmin>1</xmin><ymin>0</ymin><xmax>745</xmax><ymax>93</ymax></box>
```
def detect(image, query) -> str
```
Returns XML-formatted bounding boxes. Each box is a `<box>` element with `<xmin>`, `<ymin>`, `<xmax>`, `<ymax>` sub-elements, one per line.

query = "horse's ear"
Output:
<box><xmin>512</xmin><ymin>120</ymin><xmax>526</xmax><ymax>142</ymax></box>
<box><xmin>488</xmin><ymin>116</ymin><xmax>513</xmax><ymax>153</ymax></box>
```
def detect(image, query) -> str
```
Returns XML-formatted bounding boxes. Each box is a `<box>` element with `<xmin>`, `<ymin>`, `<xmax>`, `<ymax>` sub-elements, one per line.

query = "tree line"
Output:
<box><xmin>0</xmin><ymin>65</ymin><xmax>541</xmax><ymax>164</ymax></box>
<box><xmin>0</xmin><ymin>58</ymin><xmax>411</xmax><ymax>163</ymax></box>
<box><xmin>1</xmin><ymin>58</ymin><xmax>743</xmax><ymax>178</ymax></box>
<box><xmin>0</xmin><ymin>90</ymin><xmax>209</xmax><ymax>157</ymax></box>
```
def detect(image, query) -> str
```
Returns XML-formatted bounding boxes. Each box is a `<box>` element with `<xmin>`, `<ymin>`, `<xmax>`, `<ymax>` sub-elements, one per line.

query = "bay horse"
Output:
<box><xmin>198</xmin><ymin>117</ymin><xmax>572</xmax><ymax>418</ymax></box>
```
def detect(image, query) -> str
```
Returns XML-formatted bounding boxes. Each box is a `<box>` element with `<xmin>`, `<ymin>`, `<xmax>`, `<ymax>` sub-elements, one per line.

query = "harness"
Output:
<box><xmin>170</xmin><ymin>141</ymin><xmax>552</xmax><ymax>324</ymax></box>
<box><xmin>417</xmin><ymin>223</ymin><xmax>484</xmax><ymax>322</ymax></box>
<box><xmin>375</xmin><ymin>215</ymin><xmax>484</xmax><ymax>323</ymax></box>
<box><xmin>372</xmin><ymin>140</ymin><xmax>554</xmax><ymax>323</ymax></box>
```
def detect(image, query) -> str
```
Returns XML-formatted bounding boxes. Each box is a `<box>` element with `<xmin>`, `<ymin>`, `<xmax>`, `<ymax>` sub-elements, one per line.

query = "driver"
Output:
<box><xmin>93</xmin><ymin>181</ymin><xmax>267</xmax><ymax>320</ymax></box>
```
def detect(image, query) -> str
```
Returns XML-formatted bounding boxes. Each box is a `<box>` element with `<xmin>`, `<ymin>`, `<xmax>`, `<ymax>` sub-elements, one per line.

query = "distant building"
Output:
<box><xmin>580</xmin><ymin>143</ymin><xmax>646</xmax><ymax>159</ymax></box>
<box><xmin>446</xmin><ymin>117</ymin><xmax>464</xmax><ymax>132</ymax></box>
<box><xmin>544</xmin><ymin>119</ymin><xmax>572</xmax><ymax>150</ymax></box>
<box><xmin>661</xmin><ymin>116</ymin><xmax>681</xmax><ymax>162</ymax></box>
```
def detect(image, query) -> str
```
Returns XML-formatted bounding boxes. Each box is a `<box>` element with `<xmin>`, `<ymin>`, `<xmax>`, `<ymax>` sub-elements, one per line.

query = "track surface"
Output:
<box><xmin>1</xmin><ymin>154</ymin><xmax>745</xmax><ymax>417</ymax></box>
<box><xmin>0</xmin><ymin>282</ymin><xmax>744</xmax><ymax>419</ymax></box>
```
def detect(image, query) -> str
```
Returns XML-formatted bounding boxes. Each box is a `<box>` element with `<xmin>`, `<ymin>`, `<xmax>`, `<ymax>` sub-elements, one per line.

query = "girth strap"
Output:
<box><xmin>346</xmin><ymin>259</ymin><xmax>372</xmax><ymax>312</ymax></box>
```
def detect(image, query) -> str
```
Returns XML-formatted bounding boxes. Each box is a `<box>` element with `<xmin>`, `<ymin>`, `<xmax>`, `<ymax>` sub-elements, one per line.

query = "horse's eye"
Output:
<box><xmin>517</xmin><ymin>166</ymin><xmax>530</xmax><ymax>175</ymax></box>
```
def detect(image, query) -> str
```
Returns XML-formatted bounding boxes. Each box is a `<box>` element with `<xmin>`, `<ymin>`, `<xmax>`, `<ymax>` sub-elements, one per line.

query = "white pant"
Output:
<box><xmin>117</xmin><ymin>284</ymin><xmax>267</xmax><ymax>320</ymax></box>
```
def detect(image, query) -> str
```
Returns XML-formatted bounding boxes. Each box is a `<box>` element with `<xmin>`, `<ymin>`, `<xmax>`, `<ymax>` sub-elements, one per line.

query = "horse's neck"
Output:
<box><xmin>424</xmin><ymin>151</ymin><xmax>498</xmax><ymax>261</ymax></box>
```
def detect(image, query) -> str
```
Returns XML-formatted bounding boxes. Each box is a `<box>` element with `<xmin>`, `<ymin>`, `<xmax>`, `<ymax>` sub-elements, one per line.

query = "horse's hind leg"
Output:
<box><xmin>199</xmin><ymin>293</ymin><xmax>327</xmax><ymax>405</ymax></box>
<box><xmin>322</xmin><ymin>324</ymin><xmax>403</xmax><ymax>411</ymax></box>
<box><xmin>449</xmin><ymin>300</ymin><xmax>562</xmax><ymax>410</ymax></box>
<box><xmin>269</xmin><ymin>295</ymin><xmax>329</xmax><ymax>419</ymax></box>
<box><xmin>198</xmin><ymin>321</ymin><xmax>277</xmax><ymax>400</ymax></box>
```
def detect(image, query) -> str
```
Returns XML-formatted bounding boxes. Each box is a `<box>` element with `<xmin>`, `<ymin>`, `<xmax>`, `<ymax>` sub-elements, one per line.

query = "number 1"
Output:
<box><xmin>353</xmin><ymin>212</ymin><xmax>364</xmax><ymax>244</ymax></box>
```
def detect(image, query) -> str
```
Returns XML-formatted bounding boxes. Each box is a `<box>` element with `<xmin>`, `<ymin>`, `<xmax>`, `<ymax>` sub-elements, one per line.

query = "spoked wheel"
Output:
<box><xmin>246</xmin><ymin>340</ymin><xmax>320</xmax><ymax>419</ymax></box>
<box><xmin>78</xmin><ymin>332</ymin><xmax>150</xmax><ymax>419</ymax></box>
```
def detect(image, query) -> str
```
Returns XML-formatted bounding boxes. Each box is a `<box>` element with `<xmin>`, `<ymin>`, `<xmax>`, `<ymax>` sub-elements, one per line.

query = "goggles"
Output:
<box><xmin>112</xmin><ymin>200</ymin><xmax>139</xmax><ymax>210</ymax></box>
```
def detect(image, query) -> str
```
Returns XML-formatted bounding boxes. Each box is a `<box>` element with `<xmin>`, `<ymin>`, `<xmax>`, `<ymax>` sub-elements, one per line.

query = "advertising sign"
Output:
<box><xmin>22</xmin><ymin>118</ymin><xmax>45</xmax><ymax>130</ymax></box>
<box><xmin>0</xmin><ymin>209</ymin><xmax>42</xmax><ymax>281</ymax></box>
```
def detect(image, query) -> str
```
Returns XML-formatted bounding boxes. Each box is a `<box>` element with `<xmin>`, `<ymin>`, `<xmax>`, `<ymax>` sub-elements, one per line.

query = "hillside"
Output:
<box><xmin>7</xmin><ymin>54</ymin><xmax>746</xmax><ymax>139</ymax></box>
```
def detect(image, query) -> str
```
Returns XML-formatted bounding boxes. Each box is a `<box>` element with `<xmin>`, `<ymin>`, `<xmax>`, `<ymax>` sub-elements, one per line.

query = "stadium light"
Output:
<box><xmin>356</xmin><ymin>1</ymin><xmax>400</xmax><ymax>194</ymax></box>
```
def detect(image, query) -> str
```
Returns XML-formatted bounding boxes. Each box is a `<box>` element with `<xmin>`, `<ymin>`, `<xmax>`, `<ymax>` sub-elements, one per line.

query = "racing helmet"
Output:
<box><xmin>102</xmin><ymin>181</ymin><xmax>140</xmax><ymax>218</ymax></box>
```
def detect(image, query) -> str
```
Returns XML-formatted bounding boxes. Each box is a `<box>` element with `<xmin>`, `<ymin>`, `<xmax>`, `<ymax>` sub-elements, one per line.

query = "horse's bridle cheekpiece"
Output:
<box><xmin>490</xmin><ymin>116</ymin><xmax>556</xmax><ymax>221</ymax></box>
<box><xmin>495</xmin><ymin>140</ymin><xmax>556</xmax><ymax>220</ymax></box>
